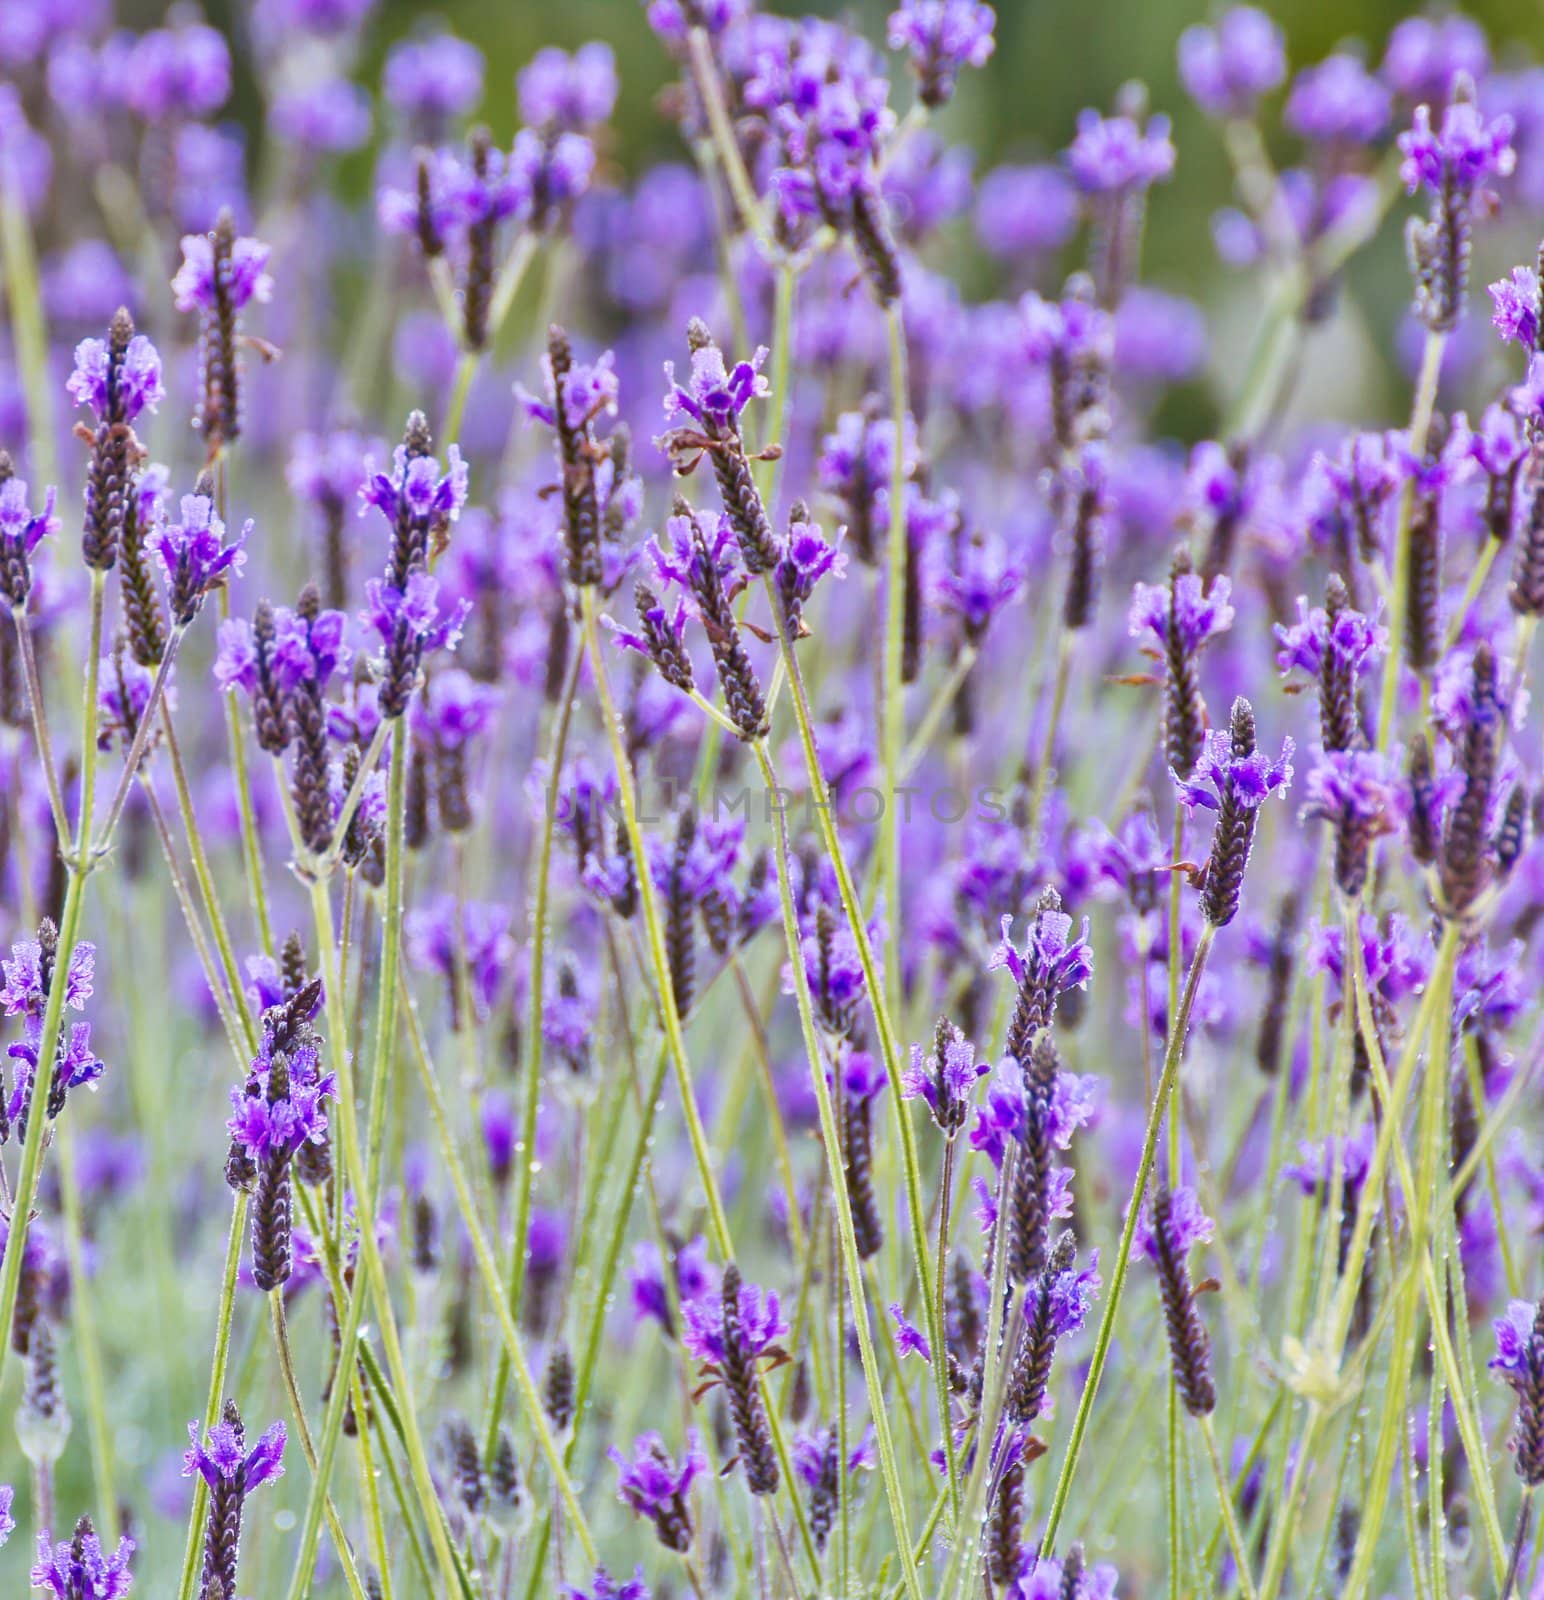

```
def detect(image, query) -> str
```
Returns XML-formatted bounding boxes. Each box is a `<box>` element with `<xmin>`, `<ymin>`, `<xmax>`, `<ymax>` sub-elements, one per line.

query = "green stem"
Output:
<box><xmin>54</xmin><ymin>1123</ymin><xmax>118</xmax><ymax>1542</ymax></box>
<box><xmin>880</xmin><ymin>303</ymin><xmax>908</xmax><ymax>1008</ymax></box>
<box><xmin>1202</xmin><ymin>1414</ymin><xmax>1258</xmax><ymax>1600</ymax></box>
<box><xmin>0</xmin><ymin>154</ymin><xmax>57</xmax><ymax>492</ymax></box>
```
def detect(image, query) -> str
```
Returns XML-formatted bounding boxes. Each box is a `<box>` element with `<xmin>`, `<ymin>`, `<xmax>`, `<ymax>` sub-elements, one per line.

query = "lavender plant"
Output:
<box><xmin>2</xmin><ymin>2</ymin><xmax>1544</xmax><ymax>1597</ymax></box>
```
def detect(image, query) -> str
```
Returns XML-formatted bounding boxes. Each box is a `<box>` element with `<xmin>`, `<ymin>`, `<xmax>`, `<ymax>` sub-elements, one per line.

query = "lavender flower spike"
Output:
<box><xmin>30</xmin><ymin>1517</ymin><xmax>134</xmax><ymax>1598</ymax></box>
<box><xmin>887</xmin><ymin>0</ymin><xmax>996</xmax><ymax>109</ymax></box>
<box><xmin>172</xmin><ymin>209</ymin><xmax>274</xmax><ymax>449</ymax></box>
<box><xmin>991</xmin><ymin>886</ymin><xmax>1093</xmax><ymax>1061</ymax></box>
<box><xmin>1135</xmin><ymin>1184</ymin><xmax>1217</xmax><ymax>1417</ymax></box>
<box><xmin>0</xmin><ymin>462</ymin><xmax>58</xmax><ymax>609</ymax></box>
<box><xmin>151</xmin><ymin>491</ymin><xmax>249</xmax><ymax>625</ymax></box>
<box><xmin>1174</xmin><ymin>697</ymin><xmax>1293</xmax><ymax>928</ymax></box>
<box><xmin>186</xmin><ymin>1401</ymin><xmax>287</xmax><ymax>1600</ymax></box>
<box><xmin>609</xmin><ymin>1431</ymin><xmax>706</xmax><ymax>1552</ymax></box>
<box><xmin>1491</xmin><ymin>1297</ymin><xmax>1544</xmax><ymax>1485</ymax></box>
<box><xmin>1399</xmin><ymin>77</ymin><xmax>1515</xmax><ymax>333</ymax></box>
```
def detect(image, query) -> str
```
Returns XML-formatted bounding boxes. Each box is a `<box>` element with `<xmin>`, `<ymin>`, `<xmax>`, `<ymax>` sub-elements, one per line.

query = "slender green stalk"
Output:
<box><xmin>0</xmin><ymin>153</ymin><xmax>57</xmax><ymax>491</ymax></box>
<box><xmin>489</xmin><ymin>644</ymin><xmax>582</xmax><ymax>1452</ymax></box>
<box><xmin>880</xmin><ymin>303</ymin><xmax>908</xmax><ymax>1007</ymax></box>
<box><xmin>443</xmin><ymin>351</ymin><xmax>478</xmax><ymax>444</ymax></box>
<box><xmin>270</xmin><ymin>1295</ymin><xmax>369</xmax><ymax>1600</ymax></box>
<box><xmin>11</xmin><ymin>607</ymin><xmax>70</xmax><ymax>853</ymax></box>
<box><xmin>1202</xmin><ymin>1414</ymin><xmax>1258</xmax><ymax>1600</ymax></box>
<box><xmin>54</xmin><ymin>1123</ymin><xmax>118</xmax><ymax>1542</ymax></box>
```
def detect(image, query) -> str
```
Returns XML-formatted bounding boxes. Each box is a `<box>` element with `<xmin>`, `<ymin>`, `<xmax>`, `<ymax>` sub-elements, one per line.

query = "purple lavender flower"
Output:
<box><xmin>609</xmin><ymin>1432</ymin><xmax>706</xmax><ymax>1552</ymax></box>
<box><xmin>629</xmin><ymin>1235</ymin><xmax>712</xmax><ymax>1333</ymax></box>
<box><xmin>226</xmin><ymin>1049</ymin><xmax>336</xmax><ymax>1165</ymax></box>
<box><xmin>150</xmin><ymin>493</ymin><xmax>248</xmax><ymax>625</ymax></box>
<box><xmin>890</xmin><ymin>1302</ymin><xmax>932</xmax><ymax>1361</ymax></box>
<box><xmin>1</xmin><ymin>936</ymin><xmax>94</xmax><ymax>1019</ymax></box>
<box><xmin>1066</xmin><ymin>108</ymin><xmax>1175</xmax><ymax>194</ymax></box>
<box><xmin>359</xmin><ymin>434</ymin><xmax>470</xmax><ymax>588</ymax></box>
<box><xmin>1274</xmin><ymin>593</ymin><xmax>1386</xmax><ymax>684</ymax></box>
<box><xmin>0</xmin><ymin>1484</ymin><xmax>11</xmax><ymax>1547</ymax></box>
<box><xmin>989</xmin><ymin>889</ymin><xmax>1094</xmax><ymax>1057</ymax></box>
<box><xmin>269</xmin><ymin>77</ymin><xmax>372</xmax><ymax>154</ymax></box>
<box><xmin>793</xmin><ymin>1424</ymin><xmax>876</xmax><ymax>1551</ymax></box>
<box><xmin>1284</xmin><ymin>54</ymin><xmax>1391</xmax><ymax>146</ymax></box>
<box><xmin>1177</xmin><ymin>7</ymin><xmax>1285</xmax><ymax>119</ymax></box>
<box><xmin>1175</xmin><ymin>700</ymin><xmax>1293</xmax><ymax>928</ymax></box>
<box><xmin>682</xmin><ymin>1274</ymin><xmax>787</xmax><ymax>1366</ymax></box>
<box><xmin>0</xmin><ymin>472</ymin><xmax>56</xmax><ymax>609</ymax></box>
<box><xmin>518</xmin><ymin>42</ymin><xmax>618</xmax><ymax>131</ymax></box>
<box><xmin>1174</xmin><ymin>724</ymin><xmax>1295</xmax><ymax>817</ymax></box>
<box><xmin>1399</xmin><ymin>98</ymin><xmax>1516</xmax><ymax>195</ymax></box>
<box><xmin>1128</xmin><ymin>570</ymin><xmax>1234</xmax><ymax>657</ymax></box>
<box><xmin>887</xmin><ymin>0</ymin><xmax>995</xmax><ymax>108</ymax></box>
<box><xmin>1400</xmin><ymin>83</ymin><xmax>1515</xmax><ymax>333</ymax></box>
<box><xmin>1491</xmin><ymin>1297</ymin><xmax>1544</xmax><ymax>1484</ymax></box>
<box><xmin>363</xmin><ymin>573</ymin><xmax>470</xmax><ymax>719</ymax></box>
<box><xmin>517</xmin><ymin>349</ymin><xmax>618</xmax><ymax>433</ymax></box>
<box><xmin>974</xmin><ymin>162</ymin><xmax>1078</xmax><ymax>258</ymax></box>
<box><xmin>1301</xmin><ymin>748</ymin><xmax>1407</xmax><ymax>899</ymax></box>
<box><xmin>566</xmin><ymin>1570</ymin><xmax>651</xmax><ymax>1600</ymax></box>
<box><xmin>1490</xmin><ymin>266</ymin><xmax>1539</xmax><ymax>348</ymax></box>
<box><xmin>185</xmin><ymin>1404</ymin><xmax>286</xmax><ymax>1600</ymax></box>
<box><xmin>125</xmin><ymin>20</ymin><xmax>230</xmax><ymax>121</ymax></box>
<box><xmin>30</xmin><ymin>1522</ymin><xmax>135</xmax><ymax>1598</ymax></box>
<box><xmin>67</xmin><ymin>330</ymin><xmax>163</xmax><ymax>425</ymax></box>
<box><xmin>383</xmin><ymin>29</ymin><xmax>484</xmax><ymax>139</ymax></box>
<box><xmin>902</xmin><ymin>1019</ymin><xmax>987</xmax><ymax>1133</ymax></box>
<box><xmin>662</xmin><ymin>341</ymin><xmax>769</xmax><ymax>432</ymax></box>
<box><xmin>1382</xmin><ymin>14</ymin><xmax>1489</xmax><ymax>107</ymax></box>
<box><xmin>183</xmin><ymin>1413</ymin><xmax>286</xmax><ymax>1491</ymax></box>
<box><xmin>171</xmin><ymin>229</ymin><xmax>273</xmax><ymax>315</ymax></box>
<box><xmin>405</xmin><ymin>896</ymin><xmax>514</xmax><ymax>1023</ymax></box>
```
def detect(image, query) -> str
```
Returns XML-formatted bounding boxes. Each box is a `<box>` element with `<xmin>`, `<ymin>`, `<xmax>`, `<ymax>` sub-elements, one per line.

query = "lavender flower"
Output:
<box><xmin>887</xmin><ymin>0</ymin><xmax>996</xmax><ymax>108</ymax></box>
<box><xmin>151</xmin><ymin>492</ymin><xmax>248</xmax><ymax>625</ymax></box>
<box><xmin>1177</xmin><ymin>7</ymin><xmax>1285</xmax><ymax>119</ymax></box>
<box><xmin>1005</xmin><ymin>1230</ymin><xmax>1100</xmax><ymax>1423</ymax></box>
<box><xmin>609</xmin><ymin>1432</ymin><xmax>706</xmax><ymax>1551</ymax></box>
<box><xmin>903</xmin><ymin>1017</ymin><xmax>986</xmax><ymax>1134</ymax></box>
<box><xmin>990</xmin><ymin>887</ymin><xmax>1094</xmax><ymax>1060</ymax></box>
<box><xmin>1129</xmin><ymin>553</ymin><xmax>1233</xmax><ymax>776</ymax></box>
<box><xmin>1285</xmin><ymin>54</ymin><xmax>1390</xmax><ymax>147</ymax></box>
<box><xmin>185</xmin><ymin>1402</ymin><xmax>286</xmax><ymax>1600</ymax></box>
<box><xmin>30</xmin><ymin>1518</ymin><xmax>134</xmax><ymax>1599</ymax></box>
<box><xmin>1491</xmin><ymin>1298</ymin><xmax>1544</xmax><ymax>1485</ymax></box>
<box><xmin>1399</xmin><ymin>81</ymin><xmax>1515</xmax><ymax>333</ymax></box>
<box><xmin>69</xmin><ymin>310</ymin><xmax>163</xmax><ymax>570</ymax></box>
<box><xmin>359</xmin><ymin>416</ymin><xmax>470</xmax><ymax>590</ymax></box>
<box><xmin>172</xmin><ymin>211</ymin><xmax>273</xmax><ymax>449</ymax></box>
<box><xmin>1066</xmin><ymin>108</ymin><xmax>1175</xmax><ymax>194</ymax></box>
<box><xmin>1301</xmin><ymin>748</ymin><xmax>1406</xmax><ymax>900</ymax></box>
<box><xmin>518</xmin><ymin>42</ymin><xmax>618</xmax><ymax>132</ymax></box>
<box><xmin>1135</xmin><ymin>1184</ymin><xmax>1216</xmax><ymax>1416</ymax></box>
<box><xmin>0</xmin><ymin>467</ymin><xmax>57</xmax><ymax>609</ymax></box>
<box><xmin>1490</xmin><ymin>264</ymin><xmax>1541</xmax><ymax>350</ymax></box>
<box><xmin>793</xmin><ymin>1424</ymin><xmax>875</xmax><ymax>1551</ymax></box>
<box><xmin>1274</xmin><ymin>576</ymin><xmax>1386</xmax><ymax>753</ymax></box>
<box><xmin>1174</xmin><ymin>699</ymin><xmax>1294</xmax><ymax>928</ymax></box>
<box><xmin>684</xmin><ymin>1265</ymin><xmax>786</xmax><ymax>1495</ymax></box>
<box><xmin>363</xmin><ymin>572</ymin><xmax>469</xmax><ymax>720</ymax></box>
<box><xmin>659</xmin><ymin>322</ymin><xmax>780</xmax><ymax>574</ymax></box>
